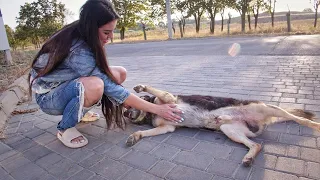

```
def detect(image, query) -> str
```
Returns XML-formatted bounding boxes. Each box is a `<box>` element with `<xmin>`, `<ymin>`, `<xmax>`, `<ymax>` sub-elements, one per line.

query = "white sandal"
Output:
<box><xmin>57</xmin><ymin>127</ymin><xmax>88</xmax><ymax>148</ymax></box>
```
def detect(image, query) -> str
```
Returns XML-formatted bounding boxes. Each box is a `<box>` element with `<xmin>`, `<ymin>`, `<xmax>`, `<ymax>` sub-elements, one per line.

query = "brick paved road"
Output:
<box><xmin>1</xmin><ymin>36</ymin><xmax>320</xmax><ymax>180</ymax></box>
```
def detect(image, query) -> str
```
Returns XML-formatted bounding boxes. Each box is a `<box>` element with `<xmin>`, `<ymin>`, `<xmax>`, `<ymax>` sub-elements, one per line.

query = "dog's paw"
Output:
<box><xmin>133</xmin><ymin>84</ymin><xmax>146</xmax><ymax>93</ymax></box>
<box><xmin>126</xmin><ymin>133</ymin><xmax>140</xmax><ymax>147</ymax></box>
<box><xmin>242</xmin><ymin>157</ymin><xmax>253</xmax><ymax>167</ymax></box>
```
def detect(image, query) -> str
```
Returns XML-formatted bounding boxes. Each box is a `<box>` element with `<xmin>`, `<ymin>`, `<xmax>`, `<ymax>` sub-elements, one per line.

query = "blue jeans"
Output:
<box><xmin>35</xmin><ymin>79</ymin><xmax>93</xmax><ymax>131</ymax></box>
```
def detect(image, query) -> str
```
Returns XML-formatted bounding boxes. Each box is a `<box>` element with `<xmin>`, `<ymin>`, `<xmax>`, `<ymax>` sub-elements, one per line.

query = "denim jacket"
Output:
<box><xmin>30</xmin><ymin>39</ymin><xmax>130</xmax><ymax>105</ymax></box>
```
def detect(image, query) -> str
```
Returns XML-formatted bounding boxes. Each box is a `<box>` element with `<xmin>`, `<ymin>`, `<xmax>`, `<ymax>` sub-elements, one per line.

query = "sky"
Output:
<box><xmin>0</xmin><ymin>0</ymin><xmax>315</xmax><ymax>29</ymax></box>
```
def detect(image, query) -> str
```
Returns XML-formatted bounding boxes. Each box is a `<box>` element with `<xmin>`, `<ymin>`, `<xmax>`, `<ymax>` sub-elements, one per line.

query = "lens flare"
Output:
<box><xmin>228</xmin><ymin>43</ymin><xmax>241</xmax><ymax>57</ymax></box>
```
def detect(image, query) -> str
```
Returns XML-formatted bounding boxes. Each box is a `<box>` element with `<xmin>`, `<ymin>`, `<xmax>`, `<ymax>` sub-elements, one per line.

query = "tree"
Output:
<box><xmin>251</xmin><ymin>0</ymin><xmax>267</xmax><ymax>29</ymax></box>
<box><xmin>234</xmin><ymin>0</ymin><xmax>252</xmax><ymax>32</ymax></box>
<box><xmin>311</xmin><ymin>0</ymin><xmax>320</xmax><ymax>27</ymax></box>
<box><xmin>176</xmin><ymin>0</ymin><xmax>206</xmax><ymax>33</ymax></box>
<box><xmin>112</xmin><ymin>0</ymin><xmax>150</xmax><ymax>40</ymax></box>
<box><xmin>267</xmin><ymin>0</ymin><xmax>276</xmax><ymax>27</ymax></box>
<box><xmin>205</xmin><ymin>0</ymin><xmax>219</xmax><ymax>34</ymax></box>
<box><xmin>4</xmin><ymin>25</ymin><xmax>18</xmax><ymax>51</ymax></box>
<box><xmin>16</xmin><ymin>0</ymin><xmax>66</xmax><ymax>48</ymax></box>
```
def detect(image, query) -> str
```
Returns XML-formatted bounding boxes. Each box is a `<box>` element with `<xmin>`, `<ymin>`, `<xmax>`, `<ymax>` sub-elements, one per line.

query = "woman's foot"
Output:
<box><xmin>58</xmin><ymin>131</ymin><xmax>85</xmax><ymax>144</ymax></box>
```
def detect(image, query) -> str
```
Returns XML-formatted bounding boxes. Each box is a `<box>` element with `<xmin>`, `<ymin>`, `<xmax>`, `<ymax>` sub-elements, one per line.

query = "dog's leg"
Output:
<box><xmin>220</xmin><ymin>123</ymin><xmax>261</xmax><ymax>167</ymax></box>
<box><xmin>264</xmin><ymin>104</ymin><xmax>320</xmax><ymax>131</ymax></box>
<box><xmin>126</xmin><ymin>124</ymin><xmax>176</xmax><ymax>146</ymax></box>
<box><xmin>134</xmin><ymin>84</ymin><xmax>176</xmax><ymax>103</ymax></box>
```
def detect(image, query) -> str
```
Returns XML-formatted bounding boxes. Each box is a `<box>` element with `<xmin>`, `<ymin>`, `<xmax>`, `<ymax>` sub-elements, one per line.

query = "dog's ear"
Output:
<box><xmin>140</xmin><ymin>95</ymin><xmax>151</xmax><ymax>102</ymax></box>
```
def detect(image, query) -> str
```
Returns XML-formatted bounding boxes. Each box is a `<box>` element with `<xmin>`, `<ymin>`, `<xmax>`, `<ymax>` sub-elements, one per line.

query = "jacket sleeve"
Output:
<box><xmin>67</xmin><ymin>50</ymin><xmax>130</xmax><ymax>105</ymax></box>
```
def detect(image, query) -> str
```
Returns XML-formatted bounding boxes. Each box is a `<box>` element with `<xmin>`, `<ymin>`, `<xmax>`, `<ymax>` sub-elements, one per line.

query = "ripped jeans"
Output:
<box><xmin>35</xmin><ymin>79</ymin><xmax>97</xmax><ymax>131</ymax></box>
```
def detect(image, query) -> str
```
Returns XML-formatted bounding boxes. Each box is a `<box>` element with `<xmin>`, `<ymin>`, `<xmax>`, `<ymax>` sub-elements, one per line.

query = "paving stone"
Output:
<box><xmin>165</xmin><ymin>135</ymin><xmax>199</xmax><ymax>150</ymax></box>
<box><xmin>68</xmin><ymin>169</ymin><xmax>95</xmax><ymax>180</ymax></box>
<box><xmin>46</xmin><ymin>140</ymin><xmax>76</xmax><ymax>157</ymax></box>
<box><xmin>47</xmin><ymin>158</ymin><xmax>83</xmax><ymax>179</ymax></box>
<box><xmin>120</xmin><ymin>169</ymin><xmax>162</xmax><ymax>180</ymax></box>
<box><xmin>148</xmin><ymin>160</ymin><xmax>176</xmax><ymax>178</ymax></box>
<box><xmin>301</xmin><ymin>126</ymin><xmax>320</xmax><ymax>137</ymax></box>
<box><xmin>212</xmin><ymin>175</ymin><xmax>233</xmax><ymax>180</ymax></box>
<box><xmin>22</xmin><ymin>144</ymin><xmax>52</xmax><ymax>161</ymax></box>
<box><xmin>79</xmin><ymin>153</ymin><xmax>103</xmax><ymax>168</ymax></box>
<box><xmin>149</xmin><ymin>133</ymin><xmax>172</xmax><ymax>142</ymax></box>
<box><xmin>120</xmin><ymin>150</ymin><xmax>159</xmax><ymax>170</ymax></box>
<box><xmin>150</xmin><ymin>143</ymin><xmax>180</xmax><ymax>160</ymax></box>
<box><xmin>104</xmin><ymin>145</ymin><xmax>131</xmax><ymax>159</ymax></box>
<box><xmin>89</xmin><ymin>157</ymin><xmax>131</xmax><ymax>180</ymax></box>
<box><xmin>275</xmin><ymin>157</ymin><xmax>305</xmax><ymax>175</ymax></box>
<box><xmin>2</xmin><ymin>135</ymin><xmax>25</xmax><ymax>146</ymax></box>
<box><xmin>132</xmin><ymin>139</ymin><xmax>159</xmax><ymax>153</ymax></box>
<box><xmin>32</xmin><ymin>132</ymin><xmax>56</xmax><ymax>145</ymax></box>
<box><xmin>206</xmin><ymin>159</ymin><xmax>239</xmax><ymax>178</ymax></box>
<box><xmin>88</xmin><ymin>175</ymin><xmax>107</xmax><ymax>180</ymax></box>
<box><xmin>306</xmin><ymin>162</ymin><xmax>320</xmax><ymax>179</ymax></box>
<box><xmin>279</xmin><ymin>134</ymin><xmax>317</xmax><ymax>148</ymax></box>
<box><xmin>16</xmin><ymin>122</ymin><xmax>34</xmax><ymax>133</ymax></box>
<box><xmin>9</xmin><ymin>138</ymin><xmax>37</xmax><ymax>152</ymax></box>
<box><xmin>228</xmin><ymin>148</ymin><xmax>248</xmax><ymax>163</ymax></box>
<box><xmin>23</xmin><ymin>128</ymin><xmax>45</xmax><ymax>138</ymax></box>
<box><xmin>69</xmin><ymin>148</ymin><xmax>95</xmax><ymax>163</ymax></box>
<box><xmin>263</xmin><ymin>142</ymin><xmax>287</xmax><ymax>156</ymax></box>
<box><xmin>0</xmin><ymin>153</ymin><xmax>31</xmax><ymax>173</ymax></box>
<box><xmin>256</xmin><ymin>131</ymin><xmax>279</xmax><ymax>141</ymax></box>
<box><xmin>10</xmin><ymin>163</ymin><xmax>47</xmax><ymax>180</ymax></box>
<box><xmin>234</xmin><ymin>164</ymin><xmax>252</xmax><ymax>180</ymax></box>
<box><xmin>93</xmin><ymin>141</ymin><xmax>114</xmax><ymax>155</ymax></box>
<box><xmin>172</xmin><ymin>150</ymin><xmax>214</xmax><ymax>170</ymax></box>
<box><xmin>34</xmin><ymin>121</ymin><xmax>55</xmax><ymax>130</ymax></box>
<box><xmin>103</xmin><ymin>131</ymin><xmax>129</xmax><ymax>144</ymax></box>
<box><xmin>195</xmin><ymin>130</ymin><xmax>227</xmax><ymax>144</ymax></box>
<box><xmin>0</xmin><ymin>150</ymin><xmax>18</xmax><ymax>161</ymax></box>
<box><xmin>287</xmin><ymin>145</ymin><xmax>300</xmax><ymax>158</ymax></box>
<box><xmin>174</xmin><ymin>127</ymin><xmax>199</xmax><ymax>137</ymax></box>
<box><xmin>78</xmin><ymin>124</ymin><xmax>105</xmax><ymax>137</ymax></box>
<box><xmin>35</xmin><ymin>152</ymin><xmax>63</xmax><ymax>170</ymax></box>
<box><xmin>0</xmin><ymin>142</ymin><xmax>12</xmax><ymax>155</ymax></box>
<box><xmin>165</xmin><ymin>165</ymin><xmax>212</xmax><ymax>180</ymax></box>
<box><xmin>300</xmin><ymin>147</ymin><xmax>320</xmax><ymax>163</ymax></box>
<box><xmin>250</xmin><ymin>168</ymin><xmax>299</xmax><ymax>180</ymax></box>
<box><xmin>193</xmin><ymin>141</ymin><xmax>232</xmax><ymax>159</ymax></box>
<box><xmin>84</xmin><ymin>135</ymin><xmax>106</xmax><ymax>150</ymax></box>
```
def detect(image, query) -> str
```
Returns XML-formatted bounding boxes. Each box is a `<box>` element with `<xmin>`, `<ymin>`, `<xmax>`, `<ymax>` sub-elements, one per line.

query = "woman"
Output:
<box><xmin>29</xmin><ymin>0</ymin><xmax>183</xmax><ymax>148</ymax></box>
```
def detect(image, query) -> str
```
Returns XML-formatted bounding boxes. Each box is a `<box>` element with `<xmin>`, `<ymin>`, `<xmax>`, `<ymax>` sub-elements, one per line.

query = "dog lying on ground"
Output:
<box><xmin>123</xmin><ymin>84</ymin><xmax>319</xmax><ymax>166</ymax></box>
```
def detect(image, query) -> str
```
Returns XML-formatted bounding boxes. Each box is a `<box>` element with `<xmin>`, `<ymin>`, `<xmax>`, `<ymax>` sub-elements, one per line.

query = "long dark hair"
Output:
<box><xmin>29</xmin><ymin>0</ymin><xmax>125</xmax><ymax>129</ymax></box>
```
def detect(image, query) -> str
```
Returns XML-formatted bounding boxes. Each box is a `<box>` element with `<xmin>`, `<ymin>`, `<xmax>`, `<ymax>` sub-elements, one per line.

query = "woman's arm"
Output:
<box><xmin>123</xmin><ymin>93</ymin><xmax>183</xmax><ymax>123</ymax></box>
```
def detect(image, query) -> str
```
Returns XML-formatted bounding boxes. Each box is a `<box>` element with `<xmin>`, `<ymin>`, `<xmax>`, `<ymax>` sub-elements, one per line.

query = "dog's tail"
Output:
<box><xmin>286</xmin><ymin>109</ymin><xmax>315</xmax><ymax>120</ymax></box>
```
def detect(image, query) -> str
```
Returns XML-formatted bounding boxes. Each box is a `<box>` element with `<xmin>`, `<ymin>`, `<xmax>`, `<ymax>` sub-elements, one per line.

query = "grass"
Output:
<box><xmin>0</xmin><ymin>19</ymin><xmax>319</xmax><ymax>93</ymax></box>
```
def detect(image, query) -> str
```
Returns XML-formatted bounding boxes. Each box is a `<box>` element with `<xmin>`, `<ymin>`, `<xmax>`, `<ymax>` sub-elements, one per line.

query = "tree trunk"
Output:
<box><xmin>172</xmin><ymin>22</ymin><xmax>175</xmax><ymax>34</ymax></box>
<box><xmin>271</xmin><ymin>13</ymin><xmax>275</xmax><ymax>27</ymax></box>
<box><xmin>179</xmin><ymin>21</ymin><xmax>183</xmax><ymax>38</ymax></box>
<box><xmin>120</xmin><ymin>27</ymin><xmax>125</xmax><ymax>40</ymax></box>
<box><xmin>247</xmin><ymin>14</ymin><xmax>251</xmax><ymax>30</ymax></box>
<box><xmin>182</xmin><ymin>19</ymin><xmax>186</xmax><ymax>33</ymax></box>
<box><xmin>241</xmin><ymin>13</ymin><xmax>246</xmax><ymax>32</ymax></box>
<box><xmin>209</xmin><ymin>13</ymin><xmax>216</xmax><ymax>34</ymax></box>
<box><xmin>221</xmin><ymin>17</ymin><xmax>224</xmax><ymax>32</ymax></box>
<box><xmin>194</xmin><ymin>14</ymin><xmax>200</xmax><ymax>33</ymax></box>
<box><xmin>254</xmin><ymin>14</ymin><xmax>258</xmax><ymax>29</ymax></box>
<box><xmin>315</xmin><ymin>6</ymin><xmax>318</xmax><ymax>27</ymax></box>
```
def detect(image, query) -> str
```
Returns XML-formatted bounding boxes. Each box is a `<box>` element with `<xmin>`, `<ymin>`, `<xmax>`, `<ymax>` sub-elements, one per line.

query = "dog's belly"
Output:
<box><xmin>176</xmin><ymin>104</ymin><xmax>212</xmax><ymax>128</ymax></box>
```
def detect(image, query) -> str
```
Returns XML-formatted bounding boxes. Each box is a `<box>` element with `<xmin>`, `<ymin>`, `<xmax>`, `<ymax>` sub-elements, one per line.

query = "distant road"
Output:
<box><xmin>107</xmin><ymin>35</ymin><xmax>320</xmax><ymax>57</ymax></box>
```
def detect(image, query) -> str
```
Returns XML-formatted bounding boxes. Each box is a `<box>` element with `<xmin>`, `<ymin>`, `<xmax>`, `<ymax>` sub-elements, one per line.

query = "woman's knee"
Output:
<box><xmin>79</xmin><ymin>76</ymin><xmax>104</xmax><ymax>105</ymax></box>
<box><xmin>111</xmin><ymin>66</ymin><xmax>127</xmax><ymax>84</ymax></box>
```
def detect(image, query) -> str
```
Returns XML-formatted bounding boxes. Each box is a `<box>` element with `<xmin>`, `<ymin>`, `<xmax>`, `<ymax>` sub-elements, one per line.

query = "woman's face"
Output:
<box><xmin>98</xmin><ymin>19</ymin><xmax>117</xmax><ymax>45</ymax></box>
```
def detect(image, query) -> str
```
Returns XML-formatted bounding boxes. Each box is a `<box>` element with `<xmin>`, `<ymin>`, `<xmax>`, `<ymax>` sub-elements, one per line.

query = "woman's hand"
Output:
<box><xmin>154</xmin><ymin>104</ymin><xmax>184</xmax><ymax>123</ymax></box>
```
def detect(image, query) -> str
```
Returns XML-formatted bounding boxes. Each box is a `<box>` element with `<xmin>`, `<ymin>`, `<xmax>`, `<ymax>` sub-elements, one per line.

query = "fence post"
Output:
<box><xmin>286</xmin><ymin>11</ymin><xmax>291</xmax><ymax>32</ymax></box>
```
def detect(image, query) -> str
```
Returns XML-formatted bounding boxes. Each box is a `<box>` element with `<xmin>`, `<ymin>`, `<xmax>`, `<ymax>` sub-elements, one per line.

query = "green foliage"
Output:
<box><xmin>16</xmin><ymin>0</ymin><xmax>66</xmax><ymax>48</ymax></box>
<box><xmin>4</xmin><ymin>25</ymin><xmax>18</xmax><ymax>50</ymax></box>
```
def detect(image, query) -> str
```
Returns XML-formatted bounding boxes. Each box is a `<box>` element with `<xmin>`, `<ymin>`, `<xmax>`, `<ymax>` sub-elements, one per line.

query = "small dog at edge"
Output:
<box><xmin>123</xmin><ymin>84</ymin><xmax>319</xmax><ymax>167</ymax></box>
